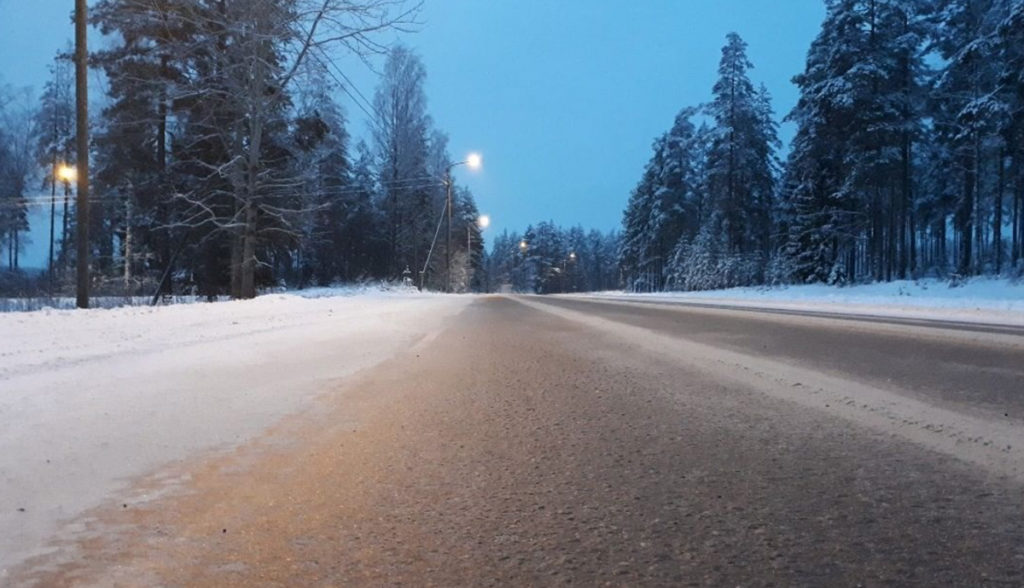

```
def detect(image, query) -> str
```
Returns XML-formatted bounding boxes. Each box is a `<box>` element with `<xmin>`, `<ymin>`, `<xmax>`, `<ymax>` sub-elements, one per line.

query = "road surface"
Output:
<box><xmin>8</xmin><ymin>295</ymin><xmax>1024</xmax><ymax>586</ymax></box>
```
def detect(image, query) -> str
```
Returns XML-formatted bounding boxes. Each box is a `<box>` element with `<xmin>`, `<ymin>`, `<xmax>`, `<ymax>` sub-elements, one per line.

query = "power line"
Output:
<box><xmin>316</xmin><ymin>46</ymin><xmax>382</xmax><ymax>124</ymax></box>
<box><xmin>0</xmin><ymin>177</ymin><xmax>450</xmax><ymax>211</ymax></box>
<box><xmin>310</xmin><ymin>48</ymin><xmax>383</xmax><ymax>135</ymax></box>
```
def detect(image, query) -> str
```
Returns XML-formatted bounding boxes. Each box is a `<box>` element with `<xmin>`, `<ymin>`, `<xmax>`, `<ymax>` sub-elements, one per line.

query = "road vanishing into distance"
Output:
<box><xmin>8</xmin><ymin>295</ymin><xmax>1024</xmax><ymax>586</ymax></box>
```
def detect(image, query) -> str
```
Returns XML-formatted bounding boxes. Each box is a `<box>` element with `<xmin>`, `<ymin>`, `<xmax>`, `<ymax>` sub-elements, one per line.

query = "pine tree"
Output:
<box><xmin>785</xmin><ymin>0</ymin><xmax>929</xmax><ymax>283</ymax></box>
<box><xmin>33</xmin><ymin>50</ymin><xmax>76</xmax><ymax>283</ymax></box>
<box><xmin>930</xmin><ymin>0</ymin><xmax>1003</xmax><ymax>276</ymax></box>
<box><xmin>993</xmin><ymin>0</ymin><xmax>1024</xmax><ymax>271</ymax></box>
<box><xmin>620</xmin><ymin>108</ymin><xmax>708</xmax><ymax>291</ymax></box>
<box><xmin>703</xmin><ymin>33</ymin><xmax>780</xmax><ymax>282</ymax></box>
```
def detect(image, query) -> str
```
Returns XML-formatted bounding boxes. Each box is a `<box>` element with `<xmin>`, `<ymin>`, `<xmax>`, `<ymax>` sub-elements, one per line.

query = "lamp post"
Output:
<box><xmin>562</xmin><ymin>251</ymin><xmax>576</xmax><ymax>293</ymax></box>
<box><xmin>514</xmin><ymin>239</ymin><xmax>528</xmax><ymax>293</ymax></box>
<box><xmin>421</xmin><ymin>153</ymin><xmax>482</xmax><ymax>292</ymax></box>
<box><xmin>57</xmin><ymin>164</ymin><xmax>76</xmax><ymax>283</ymax></box>
<box><xmin>469</xmin><ymin>214</ymin><xmax>490</xmax><ymax>252</ymax></box>
<box><xmin>445</xmin><ymin>153</ymin><xmax>482</xmax><ymax>292</ymax></box>
<box><xmin>466</xmin><ymin>214</ymin><xmax>490</xmax><ymax>292</ymax></box>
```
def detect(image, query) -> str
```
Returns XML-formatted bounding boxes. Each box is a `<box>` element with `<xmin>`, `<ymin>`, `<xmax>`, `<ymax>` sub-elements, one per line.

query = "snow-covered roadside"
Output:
<box><xmin>0</xmin><ymin>292</ymin><xmax>471</xmax><ymax>574</ymax></box>
<box><xmin>571</xmin><ymin>278</ymin><xmax>1024</xmax><ymax>326</ymax></box>
<box><xmin>0</xmin><ymin>281</ymin><xmax>417</xmax><ymax>312</ymax></box>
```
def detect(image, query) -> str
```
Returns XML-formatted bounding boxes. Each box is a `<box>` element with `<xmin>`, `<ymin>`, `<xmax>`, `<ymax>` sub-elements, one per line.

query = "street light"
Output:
<box><xmin>562</xmin><ymin>252</ymin><xmax>577</xmax><ymax>293</ymax></box>
<box><xmin>421</xmin><ymin>152</ymin><xmax>483</xmax><ymax>292</ymax></box>
<box><xmin>445</xmin><ymin>153</ymin><xmax>482</xmax><ymax>293</ymax></box>
<box><xmin>58</xmin><ymin>164</ymin><xmax>77</xmax><ymax>183</ymax></box>
<box><xmin>469</xmin><ymin>214</ymin><xmax>490</xmax><ymax>252</ymax></box>
<box><xmin>519</xmin><ymin>239</ymin><xmax>528</xmax><ymax>252</ymax></box>
<box><xmin>57</xmin><ymin>164</ymin><xmax>76</xmax><ymax>282</ymax></box>
<box><xmin>466</xmin><ymin>214</ymin><xmax>490</xmax><ymax>292</ymax></box>
<box><xmin>49</xmin><ymin>164</ymin><xmax>76</xmax><ymax>289</ymax></box>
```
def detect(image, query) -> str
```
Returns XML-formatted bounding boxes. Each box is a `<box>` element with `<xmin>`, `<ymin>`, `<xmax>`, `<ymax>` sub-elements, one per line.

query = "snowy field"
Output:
<box><xmin>0</xmin><ymin>290</ymin><xmax>470</xmax><ymax>573</ymax></box>
<box><xmin>574</xmin><ymin>278</ymin><xmax>1024</xmax><ymax>326</ymax></box>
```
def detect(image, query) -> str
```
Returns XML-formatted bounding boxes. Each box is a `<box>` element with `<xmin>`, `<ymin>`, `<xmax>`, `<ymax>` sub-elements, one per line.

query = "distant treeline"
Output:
<box><xmin>485</xmin><ymin>224</ymin><xmax>620</xmax><ymax>294</ymax></box>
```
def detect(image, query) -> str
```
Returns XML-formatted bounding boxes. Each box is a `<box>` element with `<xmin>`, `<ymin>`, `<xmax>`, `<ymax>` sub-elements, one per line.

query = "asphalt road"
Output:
<box><xmin>10</xmin><ymin>295</ymin><xmax>1024</xmax><ymax>586</ymax></box>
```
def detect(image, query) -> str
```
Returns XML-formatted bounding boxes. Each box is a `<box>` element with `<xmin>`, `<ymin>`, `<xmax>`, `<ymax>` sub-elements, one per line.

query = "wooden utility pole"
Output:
<box><xmin>75</xmin><ymin>0</ymin><xmax>90</xmax><ymax>308</ymax></box>
<box><xmin>446</xmin><ymin>169</ymin><xmax>452</xmax><ymax>293</ymax></box>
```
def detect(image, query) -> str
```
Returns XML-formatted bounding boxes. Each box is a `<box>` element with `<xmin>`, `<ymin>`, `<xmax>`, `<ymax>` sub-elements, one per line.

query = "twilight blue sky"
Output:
<box><xmin>0</xmin><ymin>0</ymin><xmax>826</xmax><ymax>267</ymax></box>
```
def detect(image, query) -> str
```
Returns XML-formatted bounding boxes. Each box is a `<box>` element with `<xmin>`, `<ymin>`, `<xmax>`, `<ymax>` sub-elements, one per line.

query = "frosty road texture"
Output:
<box><xmin>5</xmin><ymin>294</ymin><xmax>1024</xmax><ymax>585</ymax></box>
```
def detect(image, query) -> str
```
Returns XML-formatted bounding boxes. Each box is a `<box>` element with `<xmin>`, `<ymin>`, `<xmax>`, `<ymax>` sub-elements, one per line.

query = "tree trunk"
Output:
<box><xmin>909</xmin><ymin>209</ymin><xmax>917</xmax><ymax>276</ymax></box>
<box><xmin>124</xmin><ymin>197</ymin><xmax>133</xmax><ymax>296</ymax></box>
<box><xmin>157</xmin><ymin>56</ymin><xmax>171</xmax><ymax>296</ymax></box>
<box><xmin>887</xmin><ymin>186</ymin><xmax>896</xmax><ymax>282</ymax></box>
<box><xmin>974</xmin><ymin>133</ymin><xmax>983</xmax><ymax>272</ymax></box>
<box><xmin>899</xmin><ymin>132</ymin><xmax>911</xmax><ymax>279</ymax></box>
<box><xmin>939</xmin><ymin>214</ymin><xmax>947</xmax><ymax>273</ymax></box>
<box><xmin>240</xmin><ymin>203</ymin><xmax>258</xmax><ymax>299</ymax></box>
<box><xmin>230</xmin><ymin>225</ymin><xmax>243</xmax><ymax>299</ymax></box>
<box><xmin>49</xmin><ymin>159</ymin><xmax>57</xmax><ymax>291</ymax></box>
<box><xmin>960</xmin><ymin>152</ymin><xmax>974</xmax><ymax>275</ymax></box>
<box><xmin>995</xmin><ymin>147</ymin><xmax>1004</xmax><ymax>274</ymax></box>
<box><xmin>1013</xmin><ymin>151</ymin><xmax>1022</xmax><ymax>268</ymax></box>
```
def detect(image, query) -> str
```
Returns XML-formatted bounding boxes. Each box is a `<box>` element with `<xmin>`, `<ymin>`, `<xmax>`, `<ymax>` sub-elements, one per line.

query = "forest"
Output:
<box><xmin>1</xmin><ymin>0</ymin><xmax>1023</xmax><ymax>298</ymax></box>
<box><xmin>620</xmin><ymin>0</ymin><xmax>1024</xmax><ymax>292</ymax></box>
<box><xmin>0</xmin><ymin>0</ymin><xmax>489</xmax><ymax>299</ymax></box>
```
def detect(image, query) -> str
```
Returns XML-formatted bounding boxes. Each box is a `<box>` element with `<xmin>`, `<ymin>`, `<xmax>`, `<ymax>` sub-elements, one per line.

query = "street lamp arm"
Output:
<box><xmin>445</xmin><ymin>153</ymin><xmax>481</xmax><ymax>176</ymax></box>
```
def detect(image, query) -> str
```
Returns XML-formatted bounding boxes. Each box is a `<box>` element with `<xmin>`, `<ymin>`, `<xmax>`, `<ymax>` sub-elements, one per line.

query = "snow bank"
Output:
<box><xmin>575</xmin><ymin>278</ymin><xmax>1024</xmax><ymax>326</ymax></box>
<box><xmin>0</xmin><ymin>291</ymin><xmax>470</xmax><ymax>573</ymax></box>
<box><xmin>0</xmin><ymin>281</ymin><xmax>420</xmax><ymax>312</ymax></box>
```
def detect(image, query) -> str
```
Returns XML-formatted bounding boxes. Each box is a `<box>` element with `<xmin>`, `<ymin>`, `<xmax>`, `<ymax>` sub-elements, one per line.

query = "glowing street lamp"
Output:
<box><xmin>562</xmin><ymin>252</ymin><xmax>578</xmax><ymax>293</ymax></box>
<box><xmin>58</xmin><ymin>164</ymin><xmax>77</xmax><ymax>183</ymax></box>
<box><xmin>54</xmin><ymin>164</ymin><xmax>77</xmax><ymax>281</ymax></box>
<box><xmin>444</xmin><ymin>153</ymin><xmax>483</xmax><ymax>292</ymax></box>
<box><xmin>467</xmin><ymin>213</ymin><xmax>491</xmax><ymax>285</ymax></box>
<box><xmin>421</xmin><ymin>152</ymin><xmax>485</xmax><ymax>292</ymax></box>
<box><xmin>48</xmin><ymin>164</ymin><xmax>77</xmax><ymax>285</ymax></box>
<box><xmin>519</xmin><ymin>239</ymin><xmax>528</xmax><ymax>252</ymax></box>
<box><xmin>468</xmin><ymin>214</ymin><xmax>490</xmax><ymax>252</ymax></box>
